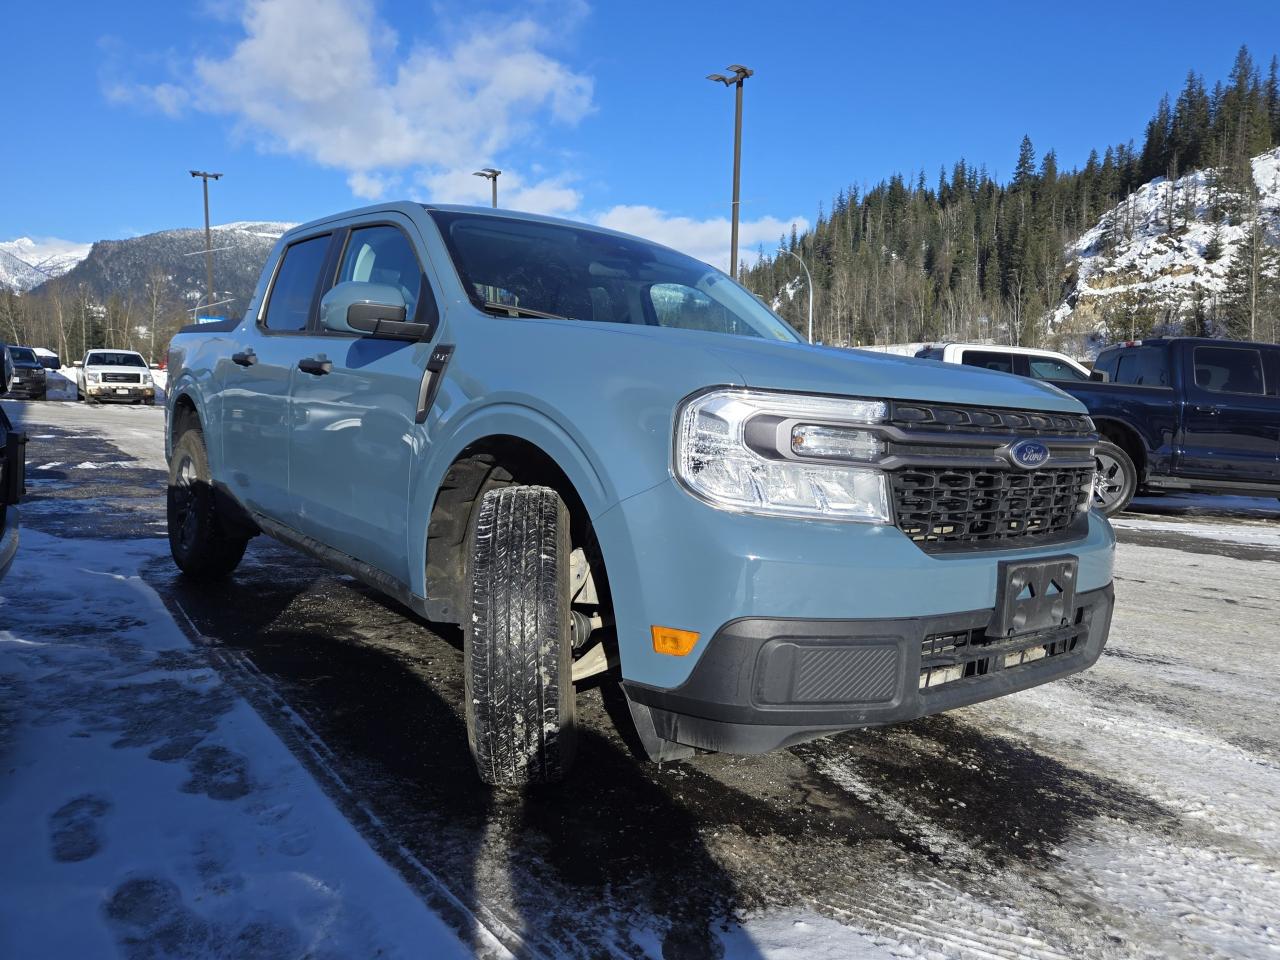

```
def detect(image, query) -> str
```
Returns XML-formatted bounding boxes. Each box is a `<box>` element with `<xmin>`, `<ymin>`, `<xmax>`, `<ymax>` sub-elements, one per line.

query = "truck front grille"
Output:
<box><xmin>102</xmin><ymin>373</ymin><xmax>141</xmax><ymax>384</ymax></box>
<box><xmin>892</xmin><ymin>465</ymin><xmax>1092</xmax><ymax>548</ymax></box>
<box><xmin>884</xmin><ymin>401</ymin><xmax>1095</xmax><ymax>553</ymax></box>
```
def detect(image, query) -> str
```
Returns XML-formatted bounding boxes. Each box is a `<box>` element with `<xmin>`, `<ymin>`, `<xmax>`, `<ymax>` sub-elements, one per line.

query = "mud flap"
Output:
<box><xmin>624</xmin><ymin>692</ymin><xmax>696</xmax><ymax>763</ymax></box>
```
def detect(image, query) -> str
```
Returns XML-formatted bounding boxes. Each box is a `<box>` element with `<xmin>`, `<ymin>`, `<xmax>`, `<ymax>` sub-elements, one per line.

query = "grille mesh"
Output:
<box><xmin>102</xmin><ymin>373</ymin><xmax>142</xmax><ymax>384</ymax></box>
<box><xmin>892</xmin><ymin>465</ymin><xmax>1092</xmax><ymax>548</ymax></box>
<box><xmin>890</xmin><ymin>402</ymin><xmax>1093</xmax><ymax>436</ymax></box>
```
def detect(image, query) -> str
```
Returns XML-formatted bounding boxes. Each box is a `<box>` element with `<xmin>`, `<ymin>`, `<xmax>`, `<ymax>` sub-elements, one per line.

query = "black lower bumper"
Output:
<box><xmin>624</xmin><ymin>583</ymin><xmax>1114</xmax><ymax>754</ymax></box>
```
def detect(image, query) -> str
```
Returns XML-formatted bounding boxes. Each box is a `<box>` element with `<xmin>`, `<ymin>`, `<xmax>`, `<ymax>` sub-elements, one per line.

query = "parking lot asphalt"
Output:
<box><xmin>6</xmin><ymin>397</ymin><xmax>1280</xmax><ymax>960</ymax></box>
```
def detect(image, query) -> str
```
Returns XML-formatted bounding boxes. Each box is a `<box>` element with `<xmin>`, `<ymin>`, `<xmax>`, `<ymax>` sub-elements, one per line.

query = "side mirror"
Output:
<box><xmin>320</xmin><ymin>281</ymin><xmax>430</xmax><ymax>341</ymax></box>
<box><xmin>1089</xmin><ymin>369</ymin><xmax>1109</xmax><ymax>382</ymax></box>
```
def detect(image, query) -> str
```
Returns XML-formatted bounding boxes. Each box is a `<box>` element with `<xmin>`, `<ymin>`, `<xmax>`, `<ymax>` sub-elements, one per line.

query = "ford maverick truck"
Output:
<box><xmin>165</xmin><ymin>203</ymin><xmax>1116</xmax><ymax>785</ymax></box>
<box><xmin>1054</xmin><ymin>337</ymin><xmax>1280</xmax><ymax>515</ymax></box>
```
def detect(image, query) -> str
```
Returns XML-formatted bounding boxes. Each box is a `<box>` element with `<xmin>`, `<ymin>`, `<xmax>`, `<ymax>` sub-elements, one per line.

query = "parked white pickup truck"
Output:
<box><xmin>861</xmin><ymin>342</ymin><xmax>1093</xmax><ymax>384</ymax></box>
<box><xmin>75</xmin><ymin>349</ymin><xmax>157</xmax><ymax>405</ymax></box>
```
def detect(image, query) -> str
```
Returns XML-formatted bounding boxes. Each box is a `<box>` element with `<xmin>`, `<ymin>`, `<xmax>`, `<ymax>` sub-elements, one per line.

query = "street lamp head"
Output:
<box><xmin>189</xmin><ymin>170</ymin><xmax>223</xmax><ymax>180</ymax></box>
<box><xmin>473</xmin><ymin>168</ymin><xmax>501</xmax><ymax>179</ymax></box>
<box><xmin>726</xmin><ymin>64</ymin><xmax>754</xmax><ymax>80</ymax></box>
<box><xmin>706</xmin><ymin>73</ymin><xmax>731</xmax><ymax>85</ymax></box>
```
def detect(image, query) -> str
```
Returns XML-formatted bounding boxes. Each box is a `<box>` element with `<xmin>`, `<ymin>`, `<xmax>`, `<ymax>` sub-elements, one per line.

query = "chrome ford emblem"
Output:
<box><xmin>1009</xmin><ymin>439</ymin><xmax>1050</xmax><ymax>469</ymax></box>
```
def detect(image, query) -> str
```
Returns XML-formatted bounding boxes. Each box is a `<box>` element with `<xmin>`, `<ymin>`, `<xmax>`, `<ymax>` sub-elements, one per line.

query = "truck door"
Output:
<box><xmin>218</xmin><ymin>232</ymin><xmax>333</xmax><ymax>519</ymax></box>
<box><xmin>1178</xmin><ymin>343</ymin><xmax>1280</xmax><ymax>484</ymax></box>
<box><xmin>286</xmin><ymin>218</ymin><xmax>443</xmax><ymax>584</ymax></box>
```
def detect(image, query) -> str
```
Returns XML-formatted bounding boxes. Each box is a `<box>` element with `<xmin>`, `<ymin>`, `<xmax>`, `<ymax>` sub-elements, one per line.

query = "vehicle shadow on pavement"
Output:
<box><xmin>798</xmin><ymin>713</ymin><xmax>1177</xmax><ymax>866</ymax></box>
<box><xmin>152</xmin><ymin>540</ymin><xmax>762</xmax><ymax>960</ymax></box>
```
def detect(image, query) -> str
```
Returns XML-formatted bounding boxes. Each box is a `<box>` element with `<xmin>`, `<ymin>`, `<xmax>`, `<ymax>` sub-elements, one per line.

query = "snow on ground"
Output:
<box><xmin>1111</xmin><ymin>515</ymin><xmax>1280</xmax><ymax>549</ymax></box>
<box><xmin>963</xmin><ymin>541</ymin><xmax>1280</xmax><ymax>957</ymax></box>
<box><xmin>36</xmin><ymin>368</ymin><xmax>166</xmax><ymax>403</ymax></box>
<box><xmin>0</xmin><ymin>531</ymin><xmax>489</xmax><ymax>960</ymax></box>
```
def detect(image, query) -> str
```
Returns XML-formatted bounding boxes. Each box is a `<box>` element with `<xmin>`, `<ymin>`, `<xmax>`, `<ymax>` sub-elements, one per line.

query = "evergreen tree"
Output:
<box><xmin>742</xmin><ymin>46</ymin><xmax>1280</xmax><ymax>349</ymax></box>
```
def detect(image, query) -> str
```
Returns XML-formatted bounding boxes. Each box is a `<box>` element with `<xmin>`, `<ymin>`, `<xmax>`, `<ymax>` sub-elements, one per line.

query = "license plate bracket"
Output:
<box><xmin>987</xmin><ymin>555</ymin><xmax>1078</xmax><ymax>639</ymax></box>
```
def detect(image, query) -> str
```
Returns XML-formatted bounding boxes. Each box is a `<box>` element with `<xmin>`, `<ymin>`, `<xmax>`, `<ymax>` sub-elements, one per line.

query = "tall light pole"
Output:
<box><xmin>473</xmin><ymin>168</ymin><xmax>501</xmax><ymax>208</ymax></box>
<box><xmin>778</xmin><ymin>248</ymin><xmax>814</xmax><ymax>344</ymax></box>
<box><xmin>706</xmin><ymin>64</ymin><xmax>753</xmax><ymax>278</ymax></box>
<box><xmin>189</xmin><ymin>170</ymin><xmax>222</xmax><ymax>318</ymax></box>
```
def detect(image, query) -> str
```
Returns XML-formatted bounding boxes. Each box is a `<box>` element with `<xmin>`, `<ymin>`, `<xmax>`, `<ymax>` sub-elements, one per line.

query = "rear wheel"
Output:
<box><xmin>167</xmin><ymin>429</ymin><xmax>249</xmax><ymax>578</ymax></box>
<box><xmin>1093</xmin><ymin>440</ymin><xmax>1136</xmax><ymax>517</ymax></box>
<box><xmin>465</xmin><ymin>485</ymin><xmax>576</xmax><ymax>786</ymax></box>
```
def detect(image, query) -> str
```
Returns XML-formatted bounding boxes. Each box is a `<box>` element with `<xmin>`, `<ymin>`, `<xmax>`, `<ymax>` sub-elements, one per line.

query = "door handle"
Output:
<box><xmin>231</xmin><ymin>350</ymin><xmax>257</xmax><ymax>367</ymax></box>
<box><xmin>297</xmin><ymin>357</ymin><xmax>333</xmax><ymax>376</ymax></box>
<box><xmin>1192</xmin><ymin>404</ymin><xmax>1220</xmax><ymax>415</ymax></box>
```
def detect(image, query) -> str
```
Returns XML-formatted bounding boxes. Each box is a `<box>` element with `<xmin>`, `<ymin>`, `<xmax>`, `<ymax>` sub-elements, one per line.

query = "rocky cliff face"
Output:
<box><xmin>1050</xmin><ymin>148</ymin><xmax>1280</xmax><ymax>349</ymax></box>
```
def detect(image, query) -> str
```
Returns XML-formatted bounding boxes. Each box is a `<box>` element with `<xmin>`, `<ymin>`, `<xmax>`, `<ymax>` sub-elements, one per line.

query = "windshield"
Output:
<box><xmin>9</xmin><ymin>347</ymin><xmax>37</xmax><ymax>365</ymax></box>
<box><xmin>429</xmin><ymin>210</ymin><xmax>800</xmax><ymax>342</ymax></box>
<box><xmin>86</xmin><ymin>352</ymin><xmax>146</xmax><ymax>367</ymax></box>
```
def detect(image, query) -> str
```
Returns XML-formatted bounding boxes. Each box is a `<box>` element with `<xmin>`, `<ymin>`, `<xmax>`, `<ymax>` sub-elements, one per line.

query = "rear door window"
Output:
<box><xmin>263</xmin><ymin>234</ymin><xmax>332</xmax><ymax>332</ymax></box>
<box><xmin>1112</xmin><ymin>346</ymin><xmax>1170</xmax><ymax>387</ymax></box>
<box><xmin>961</xmin><ymin>350</ymin><xmax>1017</xmax><ymax>374</ymax></box>
<box><xmin>337</xmin><ymin>225</ymin><xmax>424</xmax><ymax>322</ymax></box>
<box><xmin>1193</xmin><ymin>346</ymin><xmax>1265</xmax><ymax>395</ymax></box>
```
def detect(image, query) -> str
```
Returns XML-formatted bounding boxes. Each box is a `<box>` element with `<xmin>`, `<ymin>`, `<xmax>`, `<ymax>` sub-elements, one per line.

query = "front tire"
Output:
<box><xmin>1093</xmin><ymin>440</ymin><xmax>1137</xmax><ymax>517</ymax></box>
<box><xmin>465</xmin><ymin>485</ymin><xmax>576</xmax><ymax>786</ymax></box>
<box><xmin>167</xmin><ymin>429</ymin><xmax>249</xmax><ymax>578</ymax></box>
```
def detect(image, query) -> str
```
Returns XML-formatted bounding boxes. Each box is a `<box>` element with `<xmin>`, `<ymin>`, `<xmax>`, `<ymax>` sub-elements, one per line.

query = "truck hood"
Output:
<box><xmin>702</xmin><ymin>336</ymin><xmax>1085</xmax><ymax>413</ymax></box>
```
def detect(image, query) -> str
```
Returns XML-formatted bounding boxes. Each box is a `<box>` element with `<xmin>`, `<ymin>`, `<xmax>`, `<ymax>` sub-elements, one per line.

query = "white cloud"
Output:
<box><xmin>417</xmin><ymin>167</ymin><xmax>581</xmax><ymax>216</ymax></box>
<box><xmin>104</xmin><ymin>0</ymin><xmax>807</xmax><ymax>271</ymax></box>
<box><xmin>593</xmin><ymin>205</ymin><xmax>808</xmax><ymax>271</ymax></box>
<box><xmin>103</xmin><ymin>80</ymin><xmax>191</xmax><ymax>117</ymax></box>
<box><xmin>124</xmin><ymin>0</ymin><xmax>593</xmax><ymax>201</ymax></box>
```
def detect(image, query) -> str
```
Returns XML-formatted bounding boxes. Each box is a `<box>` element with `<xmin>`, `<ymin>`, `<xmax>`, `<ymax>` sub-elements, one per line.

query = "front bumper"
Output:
<box><xmin>85</xmin><ymin>383</ymin><xmax>154</xmax><ymax>401</ymax></box>
<box><xmin>7</xmin><ymin>377</ymin><xmax>45</xmax><ymax>398</ymax></box>
<box><xmin>624</xmin><ymin>583</ymin><xmax>1113</xmax><ymax>753</ymax></box>
<box><xmin>593</xmin><ymin>477</ymin><xmax>1116</xmax><ymax>691</ymax></box>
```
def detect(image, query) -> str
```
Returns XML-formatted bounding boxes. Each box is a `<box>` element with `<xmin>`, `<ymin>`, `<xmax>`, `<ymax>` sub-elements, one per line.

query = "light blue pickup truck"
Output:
<box><xmin>166</xmin><ymin>203</ymin><xmax>1115</xmax><ymax>785</ymax></box>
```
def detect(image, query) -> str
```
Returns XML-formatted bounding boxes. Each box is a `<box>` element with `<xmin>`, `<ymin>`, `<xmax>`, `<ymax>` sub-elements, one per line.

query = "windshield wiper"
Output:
<box><xmin>480</xmin><ymin>300</ymin><xmax>575</xmax><ymax>322</ymax></box>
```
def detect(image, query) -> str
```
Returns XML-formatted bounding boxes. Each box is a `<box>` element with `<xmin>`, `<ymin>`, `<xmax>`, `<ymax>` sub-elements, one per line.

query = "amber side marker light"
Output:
<box><xmin>651</xmin><ymin>625</ymin><xmax>700</xmax><ymax>656</ymax></box>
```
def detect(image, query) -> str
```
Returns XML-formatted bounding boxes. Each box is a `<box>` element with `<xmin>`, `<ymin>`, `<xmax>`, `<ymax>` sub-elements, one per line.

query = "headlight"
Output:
<box><xmin>675</xmin><ymin>388</ymin><xmax>891</xmax><ymax>522</ymax></box>
<box><xmin>143</xmin><ymin>373</ymin><xmax>153</xmax><ymax>384</ymax></box>
<box><xmin>87</xmin><ymin>372</ymin><xmax>100</xmax><ymax>383</ymax></box>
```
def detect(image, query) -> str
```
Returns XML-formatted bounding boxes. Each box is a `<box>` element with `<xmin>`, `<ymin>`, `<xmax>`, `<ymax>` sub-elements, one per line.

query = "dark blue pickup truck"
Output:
<box><xmin>1055</xmin><ymin>337</ymin><xmax>1280</xmax><ymax>514</ymax></box>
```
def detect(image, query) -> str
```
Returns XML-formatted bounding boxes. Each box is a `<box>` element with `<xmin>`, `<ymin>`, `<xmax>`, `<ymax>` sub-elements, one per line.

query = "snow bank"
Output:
<box><xmin>0</xmin><ymin>532</ymin><xmax>484</xmax><ymax>960</ymax></box>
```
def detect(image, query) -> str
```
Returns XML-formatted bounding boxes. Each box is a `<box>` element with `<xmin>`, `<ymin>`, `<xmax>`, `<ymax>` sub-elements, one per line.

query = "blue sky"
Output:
<box><xmin>3</xmin><ymin>0</ymin><xmax>1279</xmax><ymax>267</ymax></box>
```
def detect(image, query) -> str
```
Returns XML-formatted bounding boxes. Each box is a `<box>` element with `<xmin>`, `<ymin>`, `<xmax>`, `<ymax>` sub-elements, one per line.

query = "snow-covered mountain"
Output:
<box><xmin>18</xmin><ymin>221</ymin><xmax>295</xmax><ymax>319</ymax></box>
<box><xmin>1051</xmin><ymin>147</ymin><xmax>1280</xmax><ymax>343</ymax></box>
<box><xmin>0</xmin><ymin>237</ymin><xmax>92</xmax><ymax>292</ymax></box>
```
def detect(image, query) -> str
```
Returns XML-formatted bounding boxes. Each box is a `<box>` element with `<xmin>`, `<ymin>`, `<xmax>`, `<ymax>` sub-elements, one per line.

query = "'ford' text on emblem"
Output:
<box><xmin>1009</xmin><ymin>439</ymin><xmax>1051</xmax><ymax>469</ymax></box>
